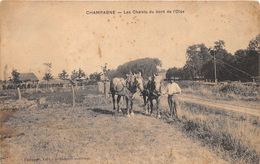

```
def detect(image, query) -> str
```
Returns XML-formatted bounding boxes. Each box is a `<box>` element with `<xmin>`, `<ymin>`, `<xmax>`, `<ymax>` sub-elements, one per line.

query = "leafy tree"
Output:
<box><xmin>89</xmin><ymin>72</ymin><xmax>102</xmax><ymax>81</ymax></box>
<box><xmin>58</xmin><ymin>70</ymin><xmax>69</xmax><ymax>80</ymax></box>
<box><xmin>78</xmin><ymin>68</ymin><xmax>86</xmax><ymax>80</ymax></box>
<box><xmin>245</xmin><ymin>34</ymin><xmax>259</xmax><ymax>79</ymax></box>
<box><xmin>166</xmin><ymin>67</ymin><xmax>184</xmax><ymax>79</ymax></box>
<box><xmin>11</xmin><ymin>69</ymin><xmax>20</xmax><ymax>88</ymax></box>
<box><xmin>71</xmin><ymin>69</ymin><xmax>86</xmax><ymax>81</ymax></box>
<box><xmin>201</xmin><ymin>60</ymin><xmax>237</xmax><ymax>81</ymax></box>
<box><xmin>43</xmin><ymin>73</ymin><xmax>53</xmax><ymax>81</ymax></box>
<box><xmin>248</xmin><ymin>34</ymin><xmax>260</xmax><ymax>53</ymax></box>
<box><xmin>214</xmin><ymin>40</ymin><xmax>225</xmax><ymax>51</ymax></box>
<box><xmin>231</xmin><ymin>34</ymin><xmax>259</xmax><ymax>81</ymax></box>
<box><xmin>185</xmin><ymin>44</ymin><xmax>211</xmax><ymax>78</ymax></box>
<box><xmin>43</xmin><ymin>73</ymin><xmax>53</xmax><ymax>89</ymax></box>
<box><xmin>113</xmin><ymin>58</ymin><xmax>161</xmax><ymax>79</ymax></box>
<box><xmin>169</xmin><ymin>36</ymin><xmax>259</xmax><ymax>82</ymax></box>
<box><xmin>71</xmin><ymin>70</ymin><xmax>78</xmax><ymax>81</ymax></box>
<box><xmin>201</xmin><ymin>40</ymin><xmax>236</xmax><ymax>81</ymax></box>
<box><xmin>223</xmin><ymin>35</ymin><xmax>259</xmax><ymax>82</ymax></box>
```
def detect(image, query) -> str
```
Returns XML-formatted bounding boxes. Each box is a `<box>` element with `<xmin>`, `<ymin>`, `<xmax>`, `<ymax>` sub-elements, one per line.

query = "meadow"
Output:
<box><xmin>0</xmin><ymin>82</ymin><xmax>259</xmax><ymax>163</ymax></box>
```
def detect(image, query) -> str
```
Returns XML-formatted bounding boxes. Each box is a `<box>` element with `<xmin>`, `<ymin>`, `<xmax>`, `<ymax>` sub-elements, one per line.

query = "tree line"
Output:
<box><xmin>107</xmin><ymin>58</ymin><xmax>162</xmax><ymax>80</ymax></box>
<box><xmin>8</xmin><ymin>34</ymin><xmax>259</xmax><ymax>85</ymax></box>
<box><xmin>166</xmin><ymin>34</ymin><xmax>259</xmax><ymax>82</ymax></box>
<box><xmin>9</xmin><ymin>68</ymin><xmax>102</xmax><ymax>85</ymax></box>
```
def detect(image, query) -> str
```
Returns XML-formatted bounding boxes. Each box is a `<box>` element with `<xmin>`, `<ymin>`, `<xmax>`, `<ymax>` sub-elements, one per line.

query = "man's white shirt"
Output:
<box><xmin>166</xmin><ymin>82</ymin><xmax>181</xmax><ymax>95</ymax></box>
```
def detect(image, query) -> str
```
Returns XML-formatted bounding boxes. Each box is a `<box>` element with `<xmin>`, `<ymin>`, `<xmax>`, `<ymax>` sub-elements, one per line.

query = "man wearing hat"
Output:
<box><xmin>147</xmin><ymin>74</ymin><xmax>161</xmax><ymax>97</ymax></box>
<box><xmin>165</xmin><ymin>78</ymin><xmax>181</xmax><ymax>118</ymax></box>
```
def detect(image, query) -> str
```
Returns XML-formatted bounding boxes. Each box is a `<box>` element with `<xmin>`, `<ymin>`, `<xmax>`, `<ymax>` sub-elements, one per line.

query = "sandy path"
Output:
<box><xmin>1</xmin><ymin>102</ymin><xmax>227</xmax><ymax>164</ymax></box>
<box><xmin>178</xmin><ymin>94</ymin><xmax>260</xmax><ymax>117</ymax></box>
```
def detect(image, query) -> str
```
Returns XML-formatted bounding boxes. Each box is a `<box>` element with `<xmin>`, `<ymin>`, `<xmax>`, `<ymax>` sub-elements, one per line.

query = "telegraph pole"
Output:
<box><xmin>101</xmin><ymin>63</ymin><xmax>109</xmax><ymax>98</ymax></box>
<box><xmin>209</xmin><ymin>48</ymin><xmax>217</xmax><ymax>83</ymax></box>
<box><xmin>213</xmin><ymin>50</ymin><xmax>217</xmax><ymax>83</ymax></box>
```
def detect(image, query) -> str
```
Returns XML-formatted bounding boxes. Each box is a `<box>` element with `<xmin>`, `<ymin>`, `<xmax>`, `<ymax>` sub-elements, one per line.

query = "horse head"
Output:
<box><xmin>133</xmin><ymin>73</ymin><xmax>144</xmax><ymax>92</ymax></box>
<box><xmin>154</xmin><ymin>75</ymin><xmax>163</xmax><ymax>92</ymax></box>
<box><xmin>126</xmin><ymin>73</ymin><xmax>144</xmax><ymax>93</ymax></box>
<box><xmin>150</xmin><ymin>74</ymin><xmax>162</xmax><ymax>93</ymax></box>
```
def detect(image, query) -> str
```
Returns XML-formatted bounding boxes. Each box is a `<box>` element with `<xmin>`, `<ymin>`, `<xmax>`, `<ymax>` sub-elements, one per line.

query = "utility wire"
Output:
<box><xmin>215</xmin><ymin>61</ymin><xmax>249</xmax><ymax>80</ymax></box>
<box><xmin>205</xmin><ymin>50</ymin><xmax>253</xmax><ymax>78</ymax></box>
<box><xmin>216</xmin><ymin>59</ymin><xmax>253</xmax><ymax>77</ymax></box>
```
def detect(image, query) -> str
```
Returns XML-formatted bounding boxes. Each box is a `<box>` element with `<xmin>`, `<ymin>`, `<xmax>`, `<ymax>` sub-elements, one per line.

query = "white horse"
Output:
<box><xmin>110</xmin><ymin>73</ymin><xmax>144</xmax><ymax>117</ymax></box>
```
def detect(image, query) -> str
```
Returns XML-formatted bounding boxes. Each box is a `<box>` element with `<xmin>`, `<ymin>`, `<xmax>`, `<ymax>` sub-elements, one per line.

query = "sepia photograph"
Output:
<box><xmin>0</xmin><ymin>1</ymin><xmax>259</xmax><ymax>163</ymax></box>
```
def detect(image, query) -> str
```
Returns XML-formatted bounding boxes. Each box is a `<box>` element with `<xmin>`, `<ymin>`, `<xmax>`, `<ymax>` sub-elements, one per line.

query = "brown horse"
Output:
<box><xmin>110</xmin><ymin>74</ymin><xmax>144</xmax><ymax>117</ymax></box>
<box><xmin>145</xmin><ymin>75</ymin><xmax>163</xmax><ymax>118</ymax></box>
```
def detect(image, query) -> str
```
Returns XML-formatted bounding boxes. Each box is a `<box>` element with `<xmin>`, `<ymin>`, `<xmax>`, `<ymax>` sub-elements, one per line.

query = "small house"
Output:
<box><xmin>19</xmin><ymin>73</ymin><xmax>39</xmax><ymax>88</ymax></box>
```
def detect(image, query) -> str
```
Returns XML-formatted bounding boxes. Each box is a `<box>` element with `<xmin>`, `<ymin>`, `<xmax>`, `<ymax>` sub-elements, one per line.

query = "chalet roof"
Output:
<box><xmin>20</xmin><ymin>73</ymin><xmax>39</xmax><ymax>82</ymax></box>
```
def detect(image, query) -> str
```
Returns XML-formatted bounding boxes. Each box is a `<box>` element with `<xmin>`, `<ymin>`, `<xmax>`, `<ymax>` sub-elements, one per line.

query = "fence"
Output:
<box><xmin>97</xmin><ymin>81</ymin><xmax>110</xmax><ymax>95</ymax></box>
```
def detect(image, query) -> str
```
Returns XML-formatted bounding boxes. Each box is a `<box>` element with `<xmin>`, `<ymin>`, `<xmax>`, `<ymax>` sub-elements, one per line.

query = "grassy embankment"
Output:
<box><xmin>166</xmin><ymin>81</ymin><xmax>260</xmax><ymax>163</ymax></box>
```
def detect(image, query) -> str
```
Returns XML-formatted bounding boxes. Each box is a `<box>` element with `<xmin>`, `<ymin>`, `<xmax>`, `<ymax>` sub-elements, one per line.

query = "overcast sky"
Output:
<box><xmin>1</xmin><ymin>1</ymin><xmax>259</xmax><ymax>80</ymax></box>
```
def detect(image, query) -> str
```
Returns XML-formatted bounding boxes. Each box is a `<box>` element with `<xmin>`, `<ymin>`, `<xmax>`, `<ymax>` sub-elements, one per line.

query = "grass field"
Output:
<box><xmin>178</xmin><ymin>102</ymin><xmax>260</xmax><ymax>163</ymax></box>
<box><xmin>1</xmin><ymin>83</ymin><xmax>259</xmax><ymax>163</ymax></box>
<box><xmin>179</xmin><ymin>81</ymin><xmax>259</xmax><ymax>102</ymax></box>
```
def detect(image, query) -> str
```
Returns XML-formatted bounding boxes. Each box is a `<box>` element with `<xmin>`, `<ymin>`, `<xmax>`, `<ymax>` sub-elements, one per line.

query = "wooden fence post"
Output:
<box><xmin>104</xmin><ymin>81</ymin><xmax>107</xmax><ymax>98</ymax></box>
<box><xmin>72</xmin><ymin>85</ymin><xmax>75</xmax><ymax>108</ymax></box>
<box><xmin>17</xmin><ymin>87</ymin><xmax>21</xmax><ymax>100</ymax></box>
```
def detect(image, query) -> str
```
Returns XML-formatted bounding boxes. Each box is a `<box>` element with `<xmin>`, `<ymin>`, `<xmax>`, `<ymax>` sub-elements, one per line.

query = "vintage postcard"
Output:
<box><xmin>0</xmin><ymin>1</ymin><xmax>259</xmax><ymax>164</ymax></box>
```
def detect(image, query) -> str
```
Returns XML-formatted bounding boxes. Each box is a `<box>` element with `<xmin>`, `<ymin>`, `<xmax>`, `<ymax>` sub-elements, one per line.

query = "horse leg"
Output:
<box><xmin>125</xmin><ymin>97</ymin><xmax>130</xmax><ymax>117</ymax></box>
<box><xmin>174</xmin><ymin>100</ymin><xmax>178</xmax><ymax>118</ymax></box>
<box><xmin>150</xmin><ymin>99</ymin><xmax>153</xmax><ymax>115</ymax></box>
<box><xmin>123</xmin><ymin>96</ymin><xmax>125</xmax><ymax>108</ymax></box>
<box><xmin>112</xmin><ymin>93</ymin><xmax>116</xmax><ymax>110</ymax></box>
<box><xmin>144</xmin><ymin>94</ymin><xmax>149</xmax><ymax>114</ymax></box>
<box><xmin>117</xmin><ymin>95</ymin><xmax>121</xmax><ymax>112</ymax></box>
<box><xmin>168</xmin><ymin>96</ymin><xmax>173</xmax><ymax>118</ymax></box>
<box><xmin>145</xmin><ymin>97</ymin><xmax>149</xmax><ymax>115</ymax></box>
<box><xmin>156</xmin><ymin>98</ymin><xmax>161</xmax><ymax>119</ymax></box>
<box><xmin>143</xmin><ymin>94</ymin><xmax>147</xmax><ymax>107</ymax></box>
<box><xmin>130</xmin><ymin>99</ymin><xmax>134</xmax><ymax>116</ymax></box>
<box><xmin>145</xmin><ymin>100</ymin><xmax>149</xmax><ymax>115</ymax></box>
<box><xmin>168</xmin><ymin>96</ymin><xmax>171</xmax><ymax>117</ymax></box>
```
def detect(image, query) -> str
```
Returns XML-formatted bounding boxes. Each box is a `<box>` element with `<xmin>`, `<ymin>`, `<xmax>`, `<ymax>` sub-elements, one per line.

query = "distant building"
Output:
<box><xmin>19</xmin><ymin>73</ymin><xmax>39</xmax><ymax>89</ymax></box>
<box><xmin>20</xmin><ymin>73</ymin><xmax>39</xmax><ymax>83</ymax></box>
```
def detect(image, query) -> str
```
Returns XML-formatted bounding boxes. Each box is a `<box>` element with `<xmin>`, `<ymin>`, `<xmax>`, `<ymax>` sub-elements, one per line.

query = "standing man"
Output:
<box><xmin>147</xmin><ymin>76</ymin><xmax>156</xmax><ymax>95</ymax></box>
<box><xmin>165</xmin><ymin>78</ymin><xmax>181</xmax><ymax>118</ymax></box>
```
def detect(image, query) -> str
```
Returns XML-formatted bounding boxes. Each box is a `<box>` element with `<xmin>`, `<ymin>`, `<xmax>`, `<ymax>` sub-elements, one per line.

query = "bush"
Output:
<box><xmin>214</xmin><ymin>82</ymin><xmax>258</xmax><ymax>97</ymax></box>
<box><xmin>179</xmin><ymin>81</ymin><xmax>259</xmax><ymax>101</ymax></box>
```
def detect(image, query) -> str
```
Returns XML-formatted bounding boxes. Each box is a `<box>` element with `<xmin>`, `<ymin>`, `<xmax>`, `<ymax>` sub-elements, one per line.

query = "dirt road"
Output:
<box><xmin>1</xmin><ymin>96</ymin><xmax>227</xmax><ymax>164</ymax></box>
<box><xmin>178</xmin><ymin>94</ymin><xmax>260</xmax><ymax>117</ymax></box>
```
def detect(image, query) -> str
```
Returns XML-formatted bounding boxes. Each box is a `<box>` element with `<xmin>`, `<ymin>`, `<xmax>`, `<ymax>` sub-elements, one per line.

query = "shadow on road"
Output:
<box><xmin>89</xmin><ymin>107</ymin><xmax>148</xmax><ymax>117</ymax></box>
<box><xmin>90</xmin><ymin>108</ymin><xmax>114</xmax><ymax>115</ymax></box>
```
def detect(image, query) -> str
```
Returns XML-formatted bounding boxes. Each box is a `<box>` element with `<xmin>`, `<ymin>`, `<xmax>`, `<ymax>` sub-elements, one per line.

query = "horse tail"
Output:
<box><xmin>109</xmin><ymin>79</ymin><xmax>114</xmax><ymax>93</ymax></box>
